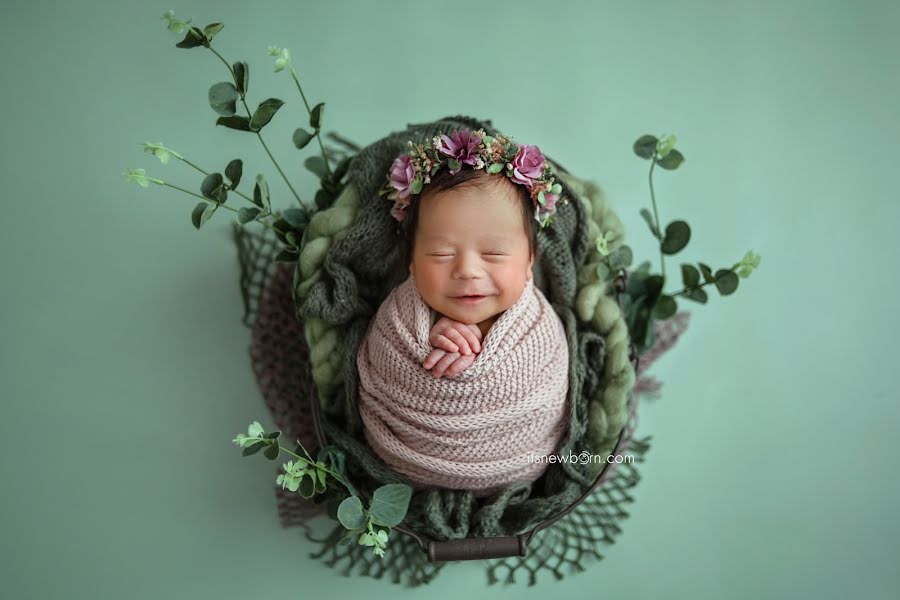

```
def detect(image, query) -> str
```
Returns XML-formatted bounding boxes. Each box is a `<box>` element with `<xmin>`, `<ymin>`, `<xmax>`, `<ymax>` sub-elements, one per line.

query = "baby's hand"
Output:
<box><xmin>423</xmin><ymin>349</ymin><xmax>478</xmax><ymax>378</ymax></box>
<box><xmin>423</xmin><ymin>316</ymin><xmax>483</xmax><ymax>378</ymax></box>
<box><xmin>428</xmin><ymin>316</ymin><xmax>482</xmax><ymax>356</ymax></box>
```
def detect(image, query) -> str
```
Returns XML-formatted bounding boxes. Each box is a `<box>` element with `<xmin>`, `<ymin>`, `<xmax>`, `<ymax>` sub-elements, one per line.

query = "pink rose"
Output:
<box><xmin>510</xmin><ymin>144</ymin><xmax>545</xmax><ymax>187</ymax></box>
<box><xmin>389</xmin><ymin>154</ymin><xmax>417</xmax><ymax>199</ymax></box>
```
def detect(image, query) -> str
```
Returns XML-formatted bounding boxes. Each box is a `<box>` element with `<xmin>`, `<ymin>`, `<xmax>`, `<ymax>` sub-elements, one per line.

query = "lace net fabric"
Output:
<box><xmin>233</xmin><ymin>225</ymin><xmax>660</xmax><ymax>587</ymax></box>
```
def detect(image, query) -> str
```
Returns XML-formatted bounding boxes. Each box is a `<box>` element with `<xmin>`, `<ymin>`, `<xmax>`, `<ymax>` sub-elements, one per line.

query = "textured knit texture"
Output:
<box><xmin>293</xmin><ymin>115</ymin><xmax>636</xmax><ymax>540</ymax></box>
<box><xmin>358</xmin><ymin>275</ymin><xmax>569</xmax><ymax>495</ymax></box>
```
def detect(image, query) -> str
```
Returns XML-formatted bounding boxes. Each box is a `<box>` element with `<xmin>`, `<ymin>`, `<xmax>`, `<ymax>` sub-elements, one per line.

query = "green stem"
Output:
<box><xmin>161</xmin><ymin>181</ymin><xmax>284</xmax><ymax>237</ymax></box>
<box><xmin>289</xmin><ymin>66</ymin><xmax>333</xmax><ymax>176</ymax></box>
<box><xmin>670</xmin><ymin>279</ymin><xmax>715</xmax><ymax>298</ymax></box>
<box><xmin>176</xmin><ymin>157</ymin><xmax>263</xmax><ymax>209</ymax></box>
<box><xmin>649</xmin><ymin>156</ymin><xmax>665</xmax><ymax>281</ymax></box>
<box><xmin>279</xmin><ymin>445</ymin><xmax>361</xmax><ymax>498</ymax></box>
<box><xmin>207</xmin><ymin>46</ymin><xmax>311</xmax><ymax>213</ymax></box>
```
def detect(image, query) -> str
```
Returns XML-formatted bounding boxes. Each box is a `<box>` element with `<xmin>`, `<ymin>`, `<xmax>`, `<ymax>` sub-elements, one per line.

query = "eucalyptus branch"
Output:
<box><xmin>288</xmin><ymin>66</ymin><xmax>333</xmax><ymax>176</ymax></box>
<box><xmin>205</xmin><ymin>44</ymin><xmax>310</xmax><ymax>212</ymax></box>
<box><xmin>648</xmin><ymin>157</ymin><xmax>665</xmax><ymax>280</ymax></box>
<box><xmin>160</xmin><ymin>181</ymin><xmax>285</xmax><ymax>237</ymax></box>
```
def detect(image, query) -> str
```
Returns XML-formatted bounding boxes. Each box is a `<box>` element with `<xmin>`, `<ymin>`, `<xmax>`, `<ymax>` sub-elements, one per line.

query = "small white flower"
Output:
<box><xmin>123</xmin><ymin>168</ymin><xmax>164</xmax><ymax>188</ymax></box>
<box><xmin>595</xmin><ymin>231</ymin><xmax>614</xmax><ymax>256</ymax></box>
<box><xmin>161</xmin><ymin>10</ymin><xmax>192</xmax><ymax>34</ymax></box>
<box><xmin>141</xmin><ymin>142</ymin><xmax>183</xmax><ymax>165</ymax></box>
<box><xmin>267</xmin><ymin>46</ymin><xmax>291</xmax><ymax>72</ymax></box>
<box><xmin>656</xmin><ymin>133</ymin><xmax>677</xmax><ymax>158</ymax></box>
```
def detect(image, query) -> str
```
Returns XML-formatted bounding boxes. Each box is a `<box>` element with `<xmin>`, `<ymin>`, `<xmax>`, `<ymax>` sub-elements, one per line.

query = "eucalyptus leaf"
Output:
<box><xmin>191</xmin><ymin>202</ymin><xmax>216</xmax><ymax>230</ymax></box>
<box><xmin>232</xmin><ymin>61</ymin><xmax>249</xmax><ymax>96</ymax></box>
<box><xmin>337</xmin><ymin>496</ymin><xmax>367</xmax><ymax>530</ymax></box>
<box><xmin>661</xmin><ymin>220</ymin><xmax>690</xmax><ymax>255</ymax></box>
<box><xmin>487</xmin><ymin>163</ymin><xmax>504</xmax><ymax>174</ymax></box>
<box><xmin>652</xmin><ymin>294</ymin><xmax>678</xmax><ymax>320</ymax></box>
<box><xmin>249</xmin><ymin>97</ymin><xmax>285</xmax><ymax>131</ymax></box>
<box><xmin>263</xmin><ymin>442</ymin><xmax>279</xmax><ymax>460</ymax></box>
<box><xmin>283</xmin><ymin>207</ymin><xmax>310</xmax><ymax>229</ymax></box>
<box><xmin>657</xmin><ymin>148</ymin><xmax>685</xmax><ymax>170</ymax></box>
<box><xmin>681</xmin><ymin>264</ymin><xmax>700</xmax><ymax>288</ymax></box>
<box><xmin>240</xmin><ymin>440</ymin><xmax>265</xmax><ymax>456</ymax></box>
<box><xmin>714</xmin><ymin>269</ymin><xmax>739</xmax><ymax>295</ymax></box>
<box><xmin>640</xmin><ymin>208</ymin><xmax>661</xmax><ymax>239</ymax></box>
<box><xmin>607</xmin><ymin>245</ymin><xmax>633</xmax><ymax>270</ymax></box>
<box><xmin>633</xmin><ymin>134</ymin><xmax>658</xmax><ymax>159</ymax></box>
<box><xmin>315</xmin><ymin>188</ymin><xmax>334</xmax><ymax>211</ymax></box>
<box><xmin>317</xmin><ymin>446</ymin><xmax>346</xmax><ymax>475</ymax></box>
<box><xmin>684</xmin><ymin>287</ymin><xmax>708</xmax><ymax>304</ymax></box>
<box><xmin>698</xmin><ymin>263</ymin><xmax>715</xmax><ymax>284</ymax></box>
<box><xmin>310</xmin><ymin>102</ymin><xmax>325</xmax><ymax>129</ymax></box>
<box><xmin>203</xmin><ymin>22</ymin><xmax>224</xmax><ymax>40</ymax></box>
<box><xmin>215</xmin><ymin>116</ymin><xmax>252</xmax><ymax>132</ymax></box>
<box><xmin>275</xmin><ymin>249</ymin><xmax>299</xmax><ymax>263</ymax></box>
<box><xmin>293</xmin><ymin>127</ymin><xmax>314</xmax><ymax>149</ymax></box>
<box><xmin>304</xmin><ymin>156</ymin><xmax>329</xmax><ymax>180</ymax></box>
<box><xmin>297</xmin><ymin>474</ymin><xmax>316</xmax><ymax>498</ymax></box>
<box><xmin>201</xmin><ymin>173</ymin><xmax>227</xmax><ymax>203</ymax></box>
<box><xmin>253</xmin><ymin>174</ymin><xmax>270</xmax><ymax>209</ymax></box>
<box><xmin>368</xmin><ymin>483</ymin><xmax>412</xmax><ymax>528</ymax></box>
<box><xmin>225</xmin><ymin>159</ymin><xmax>242</xmax><ymax>189</ymax></box>
<box><xmin>237</xmin><ymin>207</ymin><xmax>260</xmax><ymax>224</ymax></box>
<box><xmin>643</xmin><ymin>275</ymin><xmax>664</xmax><ymax>300</ymax></box>
<box><xmin>175</xmin><ymin>27</ymin><xmax>206</xmax><ymax>49</ymax></box>
<box><xmin>208</xmin><ymin>82</ymin><xmax>239</xmax><ymax>117</ymax></box>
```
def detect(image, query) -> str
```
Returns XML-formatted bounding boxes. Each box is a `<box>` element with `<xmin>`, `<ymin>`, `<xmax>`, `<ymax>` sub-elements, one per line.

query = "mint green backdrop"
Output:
<box><xmin>2</xmin><ymin>0</ymin><xmax>898</xmax><ymax>597</ymax></box>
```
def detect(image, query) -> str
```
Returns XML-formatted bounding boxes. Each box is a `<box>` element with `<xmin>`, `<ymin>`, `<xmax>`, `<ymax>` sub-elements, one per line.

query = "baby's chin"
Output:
<box><xmin>439</xmin><ymin>298</ymin><xmax>501</xmax><ymax>324</ymax></box>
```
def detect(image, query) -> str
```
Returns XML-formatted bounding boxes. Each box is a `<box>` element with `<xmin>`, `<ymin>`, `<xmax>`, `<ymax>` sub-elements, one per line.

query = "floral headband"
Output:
<box><xmin>378</xmin><ymin>127</ymin><xmax>566</xmax><ymax>228</ymax></box>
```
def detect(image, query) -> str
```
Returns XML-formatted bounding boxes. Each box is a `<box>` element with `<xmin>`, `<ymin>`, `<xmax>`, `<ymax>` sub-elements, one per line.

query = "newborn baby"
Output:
<box><xmin>357</xmin><ymin>164</ymin><xmax>570</xmax><ymax>496</ymax></box>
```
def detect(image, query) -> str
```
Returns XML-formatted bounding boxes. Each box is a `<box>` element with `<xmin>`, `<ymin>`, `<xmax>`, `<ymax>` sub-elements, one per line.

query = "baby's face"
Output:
<box><xmin>408</xmin><ymin>178</ymin><xmax>534</xmax><ymax>330</ymax></box>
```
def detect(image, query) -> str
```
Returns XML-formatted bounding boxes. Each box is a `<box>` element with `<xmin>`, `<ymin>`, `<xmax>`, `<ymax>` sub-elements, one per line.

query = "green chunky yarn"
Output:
<box><xmin>294</xmin><ymin>115</ymin><xmax>635</xmax><ymax>539</ymax></box>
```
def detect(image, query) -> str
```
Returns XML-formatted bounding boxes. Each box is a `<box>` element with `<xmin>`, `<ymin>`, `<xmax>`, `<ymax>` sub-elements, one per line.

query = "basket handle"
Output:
<box><xmin>426</xmin><ymin>535</ymin><xmax>527</xmax><ymax>562</ymax></box>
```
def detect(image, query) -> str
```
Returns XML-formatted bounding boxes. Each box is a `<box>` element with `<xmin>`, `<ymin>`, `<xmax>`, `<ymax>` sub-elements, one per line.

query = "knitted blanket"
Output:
<box><xmin>357</xmin><ymin>275</ymin><xmax>569</xmax><ymax>496</ymax></box>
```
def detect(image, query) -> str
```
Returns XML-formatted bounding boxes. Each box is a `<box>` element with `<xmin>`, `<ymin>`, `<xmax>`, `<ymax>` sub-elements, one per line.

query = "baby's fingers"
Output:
<box><xmin>423</xmin><ymin>349</ymin><xmax>447</xmax><ymax>370</ymax></box>
<box><xmin>457</xmin><ymin>324</ymin><xmax>481</xmax><ymax>353</ymax></box>
<box><xmin>444</xmin><ymin>353</ymin><xmax>476</xmax><ymax>377</ymax></box>
<box><xmin>430</xmin><ymin>334</ymin><xmax>459</xmax><ymax>354</ymax></box>
<box><xmin>443</xmin><ymin>327</ymin><xmax>472</xmax><ymax>355</ymax></box>
<box><xmin>431</xmin><ymin>351</ymin><xmax>461</xmax><ymax>378</ymax></box>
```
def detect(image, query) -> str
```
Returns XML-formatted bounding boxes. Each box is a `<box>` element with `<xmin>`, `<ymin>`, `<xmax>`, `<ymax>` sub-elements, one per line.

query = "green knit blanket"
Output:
<box><xmin>293</xmin><ymin>115</ymin><xmax>635</xmax><ymax>540</ymax></box>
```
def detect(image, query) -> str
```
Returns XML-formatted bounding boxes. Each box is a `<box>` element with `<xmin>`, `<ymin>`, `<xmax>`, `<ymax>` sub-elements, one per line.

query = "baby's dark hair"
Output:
<box><xmin>399</xmin><ymin>167</ymin><xmax>538</xmax><ymax>266</ymax></box>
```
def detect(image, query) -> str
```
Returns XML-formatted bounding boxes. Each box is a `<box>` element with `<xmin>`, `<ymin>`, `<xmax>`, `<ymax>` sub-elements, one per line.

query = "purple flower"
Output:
<box><xmin>542</xmin><ymin>192</ymin><xmax>559</xmax><ymax>211</ymax></box>
<box><xmin>437</xmin><ymin>129</ymin><xmax>481</xmax><ymax>174</ymax></box>
<box><xmin>510</xmin><ymin>144</ymin><xmax>545</xmax><ymax>187</ymax></box>
<box><xmin>389</xmin><ymin>154</ymin><xmax>417</xmax><ymax>199</ymax></box>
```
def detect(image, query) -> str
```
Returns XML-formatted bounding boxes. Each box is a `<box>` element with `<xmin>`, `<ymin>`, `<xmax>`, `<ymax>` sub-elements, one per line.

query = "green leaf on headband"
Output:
<box><xmin>310</xmin><ymin>102</ymin><xmax>325</xmax><ymax>129</ymax></box>
<box><xmin>550</xmin><ymin>183</ymin><xmax>562</xmax><ymax>194</ymax></box>
<box><xmin>208</xmin><ymin>82</ymin><xmax>239</xmax><ymax>117</ymax></box>
<box><xmin>447</xmin><ymin>158</ymin><xmax>460</xmax><ymax>172</ymax></box>
<box><xmin>250</xmin><ymin>97</ymin><xmax>284</xmax><ymax>131</ymax></box>
<box><xmin>293</xmin><ymin>127</ymin><xmax>314</xmax><ymax>149</ymax></box>
<box><xmin>633</xmin><ymin>134</ymin><xmax>658</xmax><ymax>159</ymax></box>
<box><xmin>410</xmin><ymin>175</ymin><xmax>423</xmax><ymax>195</ymax></box>
<box><xmin>487</xmin><ymin>163</ymin><xmax>504</xmax><ymax>174</ymax></box>
<box><xmin>538</xmin><ymin>191</ymin><xmax>546</xmax><ymax>206</ymax></box>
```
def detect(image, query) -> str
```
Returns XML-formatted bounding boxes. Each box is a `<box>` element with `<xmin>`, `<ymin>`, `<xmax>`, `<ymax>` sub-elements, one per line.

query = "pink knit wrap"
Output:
<box><xmin>357</xmin><ymin>275</ymin><xmax>570</xmax><ymax>496</ymax></box>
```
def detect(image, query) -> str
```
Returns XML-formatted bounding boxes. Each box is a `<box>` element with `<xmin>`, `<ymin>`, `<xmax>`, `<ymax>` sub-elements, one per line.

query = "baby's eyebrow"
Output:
<box><xmin>423</xmin><ymin>234</ymin><xmax>513</xmax><ymax>243</ymax></box>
